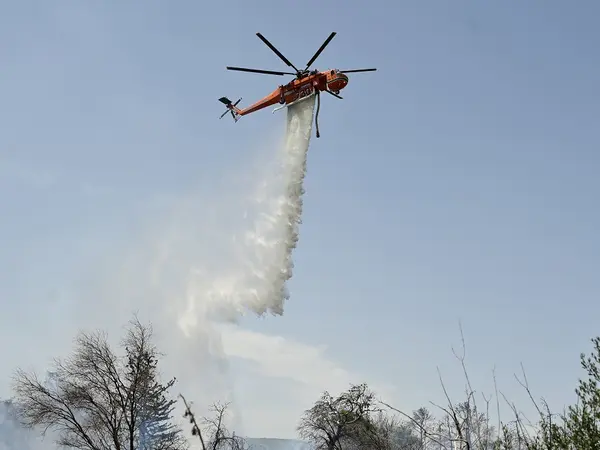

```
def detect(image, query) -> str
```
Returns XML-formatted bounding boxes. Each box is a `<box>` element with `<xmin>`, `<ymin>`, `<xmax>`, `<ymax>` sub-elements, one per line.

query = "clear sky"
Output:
<box><xmin>2</xmin><ymin>0</ymin><xmax>600</xmax><ymax>441</ymax></box>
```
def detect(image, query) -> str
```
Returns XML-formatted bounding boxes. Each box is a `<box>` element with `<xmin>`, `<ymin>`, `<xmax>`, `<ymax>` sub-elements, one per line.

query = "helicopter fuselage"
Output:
<box><xmin>236</xmin><ymin>69</ymin><xmax>348</xmax><ymax>116</ymax></box>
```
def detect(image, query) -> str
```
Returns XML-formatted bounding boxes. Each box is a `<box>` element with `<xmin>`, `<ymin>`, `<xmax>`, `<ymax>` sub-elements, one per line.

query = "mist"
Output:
<box><xmin>1</xmin><ymin>96</ymin><xmax>317</xmax><ymax>449</ymax></box>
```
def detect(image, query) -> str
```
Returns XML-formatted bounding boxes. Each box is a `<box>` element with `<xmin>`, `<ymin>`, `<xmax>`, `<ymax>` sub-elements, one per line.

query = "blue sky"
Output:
<box><xmin>2</xmin><ymin>0</ymin><xmax>600</xmax><ymax>440</ymax></box>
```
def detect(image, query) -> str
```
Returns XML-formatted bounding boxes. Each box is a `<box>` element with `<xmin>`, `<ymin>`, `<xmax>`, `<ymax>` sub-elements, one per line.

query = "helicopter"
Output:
<box><xmin>219</xmin><ymin>32</ymin><xmax>376</xmax><ymax>137</ymax></box>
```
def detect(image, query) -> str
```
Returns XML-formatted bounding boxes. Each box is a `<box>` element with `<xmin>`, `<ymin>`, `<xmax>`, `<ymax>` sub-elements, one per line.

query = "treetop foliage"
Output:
<box><xmin>6</xmin><ymin>317</ymin><xmax>600</xmax><ymax>450</ymax></box>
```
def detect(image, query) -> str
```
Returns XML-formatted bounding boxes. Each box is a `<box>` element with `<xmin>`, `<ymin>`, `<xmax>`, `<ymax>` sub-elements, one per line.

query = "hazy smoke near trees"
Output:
<box><xmin>0</xmin><ymin>96</ymin><xmax>319</xmax><ymax>449</ymax></box>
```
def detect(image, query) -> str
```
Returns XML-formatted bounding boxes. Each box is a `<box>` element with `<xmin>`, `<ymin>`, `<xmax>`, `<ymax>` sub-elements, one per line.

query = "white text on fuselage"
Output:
<box><xmin>285</xmin><ymin>84</ymin><xmax>314</xmax><ymax>101</ymax></box>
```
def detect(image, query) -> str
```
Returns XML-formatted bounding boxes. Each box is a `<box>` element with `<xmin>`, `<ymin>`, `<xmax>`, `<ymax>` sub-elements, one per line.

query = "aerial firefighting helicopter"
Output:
<box><xmin>218</xmin><ymin>32</ymin><xmax>376</xmax><ymax>138</ymax></box>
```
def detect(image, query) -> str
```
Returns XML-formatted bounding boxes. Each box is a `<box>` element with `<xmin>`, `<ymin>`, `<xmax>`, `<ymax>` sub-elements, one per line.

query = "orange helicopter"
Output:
<box><xmin>218</xmin><ymin>32</ymin><xmax>376</xmax><ymax>138</ymax></box>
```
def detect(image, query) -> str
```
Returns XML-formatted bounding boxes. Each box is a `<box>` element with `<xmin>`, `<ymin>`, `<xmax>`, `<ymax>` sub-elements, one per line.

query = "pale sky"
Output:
<box><xmin>2</xmin><ymin>0</ymin><xmax>600</xmax><ymax>441</ymax></box>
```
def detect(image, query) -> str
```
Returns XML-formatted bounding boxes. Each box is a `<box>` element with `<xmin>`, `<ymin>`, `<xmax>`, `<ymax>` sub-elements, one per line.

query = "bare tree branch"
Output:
<box><xmin>11</xmin><ymin>316</ymin><xmax>186</xmax><ymax>450</ymax></box>
<box><xmin>180</xmin><ymin>395</ymin><xmax>247</xmax><ymax>450</ymax></box>
<box><xmin>378</xmin><ymin>400</ymin><xmax>449</xmax><ymax>450</ymax></box>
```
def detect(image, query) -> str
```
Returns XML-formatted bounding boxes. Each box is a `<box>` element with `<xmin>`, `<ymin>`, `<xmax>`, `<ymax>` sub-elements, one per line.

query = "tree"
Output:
<box><xmin>340</xmin><ymin>330</ymin><xmax>600</xmax><ymax>450</ymax></box>
<box><xmin>442</xmin><ymin>401</ymin><xmax>495</xmax><ymax>450</ymax></box>
<box><xmin>535</xmin><ymin>336</ymin><xmax>600</xmax><ymax>450</ymax></box>
<box><xmin>180</xmin><ymin>394</ymin><xmax>248</xmax><ymax>450</ymax></box>
<box><xmin>356</xmin><ymin>411</ymin><xmax>423</xmax><ymax>450</ymax></box>
<box><xmin>11</xmin><ymin>316</ymin><xmax>188</xmax><ymax>450</ymax></box>
<box><xmin>297</xmin><ymin>383</ymin><xmax>380</xmax><ymax>450</ymax></box>
<box><xmin>387</xmin><ymin>419</ymin><xmax>423</xmax><ymax>450</ymax></box>
<box><xmin>411</xmin><ymin>407</ymin><xmax>434</xmax><ymax>449</ymax></box>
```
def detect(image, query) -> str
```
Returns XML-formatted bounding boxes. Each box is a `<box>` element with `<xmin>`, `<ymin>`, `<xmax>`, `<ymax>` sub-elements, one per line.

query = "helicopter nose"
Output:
<box><xmin>327</xmin><ymin>72</ymin><xmax>349</xmax><ymax>92</ymax></box>
<box><xmin>337</xmin><ymin>73</ymin><xmax>348</xmax><ymax>89</ymax></box>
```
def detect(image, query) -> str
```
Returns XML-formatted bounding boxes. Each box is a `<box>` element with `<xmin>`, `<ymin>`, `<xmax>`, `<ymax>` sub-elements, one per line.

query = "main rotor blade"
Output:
<box><xmin>305</xmin><ymin>32</ymin><xmax>336</xmax><ymax>70</ymax></box>
<box><xmin>340</xmin><ymin>68</ymin><xmax>377</xmax><ymax>73</ymax></box>
<box><xmin>256</xmin><ymin>33</ymin><xmax>300</xmax><ymax>72</ymax></box>
<box><xmin>226</xmin><ymin>66</ymin><xmax>295</xmax><ymax>76</ymax></box>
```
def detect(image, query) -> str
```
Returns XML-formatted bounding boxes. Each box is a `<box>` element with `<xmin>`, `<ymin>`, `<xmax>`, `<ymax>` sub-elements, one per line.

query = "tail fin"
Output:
<box><xmin>218</xmin><ymin>97</ymin><xmax>242</xmax><ymax>122</ymax></box>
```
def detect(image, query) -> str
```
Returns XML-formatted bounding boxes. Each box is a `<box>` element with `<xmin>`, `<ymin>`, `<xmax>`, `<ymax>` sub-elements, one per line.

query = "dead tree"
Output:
<box><xmin>180</xmin><ymin>394</ymin><xmax>247</xmax><ymax>450</ymax></box>
<box><xmin>11</xmin><ymin>316</ymin><xmax>187</xmax><ymax>450</ymax></box>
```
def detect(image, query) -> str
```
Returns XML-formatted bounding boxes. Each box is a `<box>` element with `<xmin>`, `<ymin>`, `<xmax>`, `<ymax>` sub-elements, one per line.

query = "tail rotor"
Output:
<box><xmin>218</xmin><ymin>97</ymin><xmax>242</xmax><ymax>121</ymax></box>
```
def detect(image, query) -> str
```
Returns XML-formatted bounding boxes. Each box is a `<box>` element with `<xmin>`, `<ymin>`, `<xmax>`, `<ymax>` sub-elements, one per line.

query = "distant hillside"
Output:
<box><xmin>245</xmin><ymin>438</ymin><xmax>312</xmax><ymax>450</ymax></box>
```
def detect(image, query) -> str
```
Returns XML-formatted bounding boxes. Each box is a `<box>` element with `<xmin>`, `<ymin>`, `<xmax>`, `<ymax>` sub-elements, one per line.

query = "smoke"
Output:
<box><xmin>0</xmin><ymin>95</ymin><xmax>317</xmax><ymax>449</ymax></box>
<box><xmin>170</xmin><ymin>94</ymin><xmax>317</xmax><ymax>418</ymax></box>
<box><xmin>0</xmin><ymin>401</ymin><xmax>54</xmax><ymax>450</ymax></box>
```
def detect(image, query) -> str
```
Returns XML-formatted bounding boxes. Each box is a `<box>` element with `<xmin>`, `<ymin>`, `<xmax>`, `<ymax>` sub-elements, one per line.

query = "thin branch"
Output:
<box><xmin>378</xmin><ymin>400</ymin><xmax>449</xmax><ymax>450</ymax></box>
